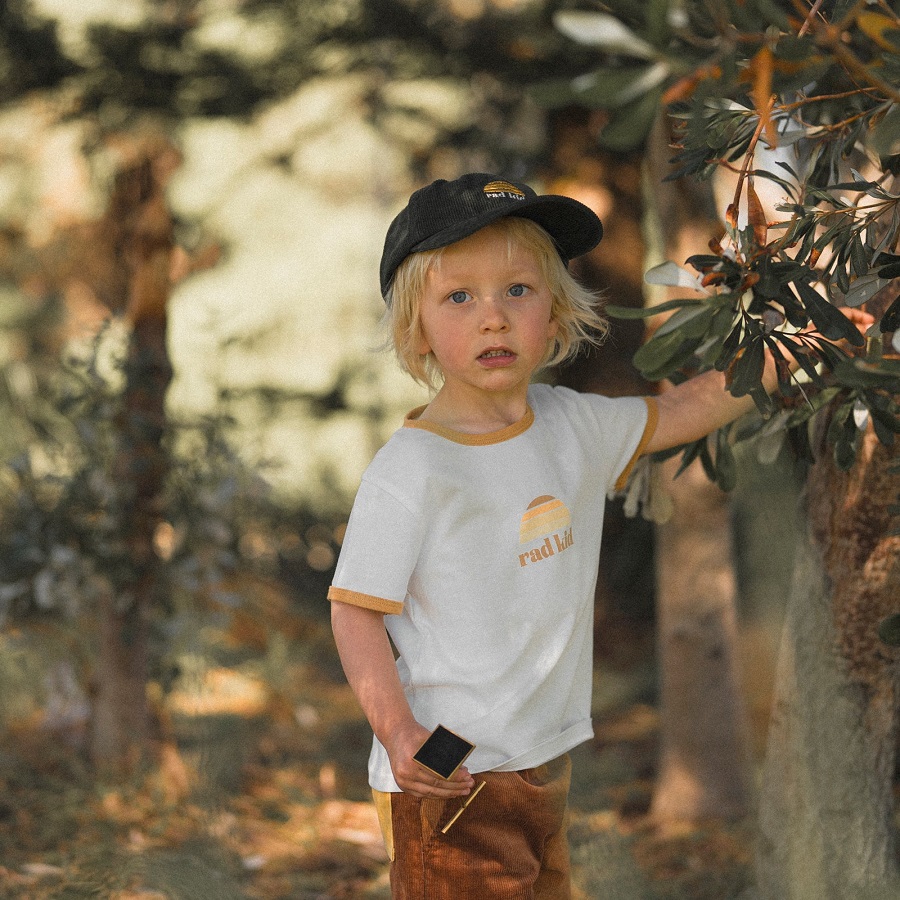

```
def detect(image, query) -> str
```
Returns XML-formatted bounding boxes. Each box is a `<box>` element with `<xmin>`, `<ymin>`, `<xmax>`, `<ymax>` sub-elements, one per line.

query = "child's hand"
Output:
<box><xmin>841</xmin><ymin>307</ymin><xmax>876</xmax><ymax>333</ymax></box>
<box><xmin>385</xmin><ymin>722</ymin><xmax>476</xmax><ymax>799</ymax></box>
<box><xmin>823</xmin><ymin>306</ymin><xmax>876</xmax><ymax>349</ymax></box>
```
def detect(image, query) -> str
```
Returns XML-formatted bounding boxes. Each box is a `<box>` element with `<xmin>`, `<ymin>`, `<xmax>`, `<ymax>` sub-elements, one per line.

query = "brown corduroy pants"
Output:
<box><xmin>375</xmin><ymin>754</ymin><xmax>572</xmax><ymax>900</ymax></box>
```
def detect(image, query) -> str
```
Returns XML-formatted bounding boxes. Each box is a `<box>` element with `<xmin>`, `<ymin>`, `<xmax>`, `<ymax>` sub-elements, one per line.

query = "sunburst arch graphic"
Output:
<box><xmin>519</xmin><ymin>495</ymin><xmax>571</xmax><ymax>544</ymax></box>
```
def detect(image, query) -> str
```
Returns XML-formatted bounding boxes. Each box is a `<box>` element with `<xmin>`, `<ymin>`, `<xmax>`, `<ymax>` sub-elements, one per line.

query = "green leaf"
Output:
<box><xmin>776</xmin><ymin>334</ymin><xmax>825</xmax><ymax>386</ymax></box>
<box><xmin>598</xmin><ymin>86</ymin><xmax>664</xmax><ymax>151</ymax></box>
<box><xmin>849</xmin><ymin>234</ymin><xmax>868</xmax><ymax>278</ymax></box>
<box><xmin>772</xmin><ymin>35</ymin><xmax>815</xmax><ymax>63</ymax></box>
<box><xmin>827</xmin><ymin>179</ymin><xmax>882</xmax><ymax>194</ymax></box>
<box><xmin>834</xmin><ymin>436</ymin><xmax>857</xmax><ymax>470</ymax></box>
<box><xmin>633</xmin><ymin>327</ymin><xmax>686</xmax><ymax>373</ymax></box>
<box><xmin>715</xmin><ymin>429</ymin><xmax>737</xmax><ymax>492</ymax></box>
<box><xmin>870</xmin><ymin>104</ymin><xmax>900</xmax><ymax>159</ymax></box>
<box><xmin>749</xmin><ymin>0</ymin><xmax>791</xmax><ymax>29</ymax></box>
<box><xmin>835</xmin><ymin>262</ymin><xmax>851</xmax><ymax>295</ymax></box>
<box><xmin>877</xmin><ymin>262</ymin><xmax>900</xmax><ymax>279</ymax></box>
<box><xmin>698</xmin><ymin>439</ymin><xmax>715</xmax><ymax>482</ymax></box>
<box><xmin>845</xmin><ymin>273</ymin><xmax>890</xmax><ymax>307</ymax></box>
<box><xmin>715</xmin><ymin>323</ymin><xmax>743</xmax><ymax>372</ymax></box>
<box><xmin>645</xmin><ymin>0</ymin><xmax>671</xmax><ymax>47</ymax></box>
<box><xmin>878</xmin><ymin>613</ymin><xmax>900</xmax><ymax>647</ymax></box>
<box><xmin>794</xmin><ymin>219</ymin><xmax>818</xmax><ymax>265</ymax></box>
<box><xmin>606</xmin><ymin>298</ymin><xmax>703</xmax><ymax>319</ymax></box>
<box><xmin>727</xmin><ymin>336</ymin><xmax>765</xmax><ymax>397</ymax></box>
<box><xmin>775</xmin><ymin>286</ymin><xmax>810</xmax><ymax>329</ymax></box>
<box><xmin>685</xmin><ymin>254</ymin><xmax>727</xmax><ymax>271</ymax></box>
<box><xmin>529</xmin><ymin>78</ymin><xmax>580</xmax><ymax>108</ymax></box>
<box><xmin>764</xmin><ymin>336</ymin><xmax>794</xmax><ymax>393</ymax></box>
<box><xmin>673</xmin><ymin>438</ymin><xmax>705</xmax><ymax>479</ymax></box>
<box><xmin>795</xmin><ymin>280</ymin><xmax>865</xmax><ymax>346</ymax></box>
<box><xmin>654</xmin><ymin>304</ymin><xmax>715</xmax><ymax>339</ymax></box>
<box><xmin>644</xmin><ymin>261</ymin><xmax>707</xmax><ymax>290</ymax></box>
<box><xmin>833</xmin><ymin>357</ymin><xmax>900</xmax><ymax>390</ymax></box>
<box><xmin>828</xmin><ymin>400</ymin><xmax>855</xmax><ymax>441</ymax></box>
<box><xmin>645</xmin><ymin>341</ymin><xmax>702</xmax><ymax>381</ymax></box>
<box><xmin>571</xmin><ymin>63</ymin><xmax>669</xmax><ymax>108</ymax></box>
<box><xmin>553</xmin><ymin>11</ymin><xmax>657</xmax><ymax>57</ymax></box>
<box><xmin>749</xmin><ymin>382</ymin><xmax>776</xmax><ymax>418</ymax></box>
<box><xmin>880</xmin><ymin>296</ymin><xmax>900</xmax><ymax>332</ymax></box>
<box><xmin>870</xmin><ymin>407</ymin><xmax>897</xmax><ymax>446</ymax></box>
<box><xmin>707</xmin><ymin>303</ymin><xmax>738</xmax><ymax>341</ymax></box>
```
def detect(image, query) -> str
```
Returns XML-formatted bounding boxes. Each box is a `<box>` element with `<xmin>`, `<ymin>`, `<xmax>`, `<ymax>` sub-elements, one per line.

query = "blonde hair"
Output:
<box><xmin>383</xmin><ymin>217</ymin><xmax>608</xmax><ymax>389</ymax></box>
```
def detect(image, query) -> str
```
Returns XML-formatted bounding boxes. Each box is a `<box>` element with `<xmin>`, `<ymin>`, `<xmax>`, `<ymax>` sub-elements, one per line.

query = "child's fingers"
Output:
<box><xmin>385</xmin><ymin>722</ymin><xmax>476</xmax><ymax>797</ymax></box>
<box><xmin>396</xmin><ymin>763</ymin><xmax>474</xmax><ymax>799</ymax></box>
<box><xmin>399</xmin><ymin>774</ymin><xmax>472</xmax><ymax>799</ymax></box>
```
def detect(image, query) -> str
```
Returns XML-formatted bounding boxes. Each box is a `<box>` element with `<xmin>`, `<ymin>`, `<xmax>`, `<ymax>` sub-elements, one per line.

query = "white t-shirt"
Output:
<box><xmin>328</xmin><ymin>383</ymin><xmax>656</xmax><ymax>792</ymax></box>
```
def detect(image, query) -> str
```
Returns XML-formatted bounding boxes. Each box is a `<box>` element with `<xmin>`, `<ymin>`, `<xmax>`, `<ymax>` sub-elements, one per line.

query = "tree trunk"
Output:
<box><xmin>644</xmin><ymin>114</ymin><xmax>754</xmax><ymax>821</ymax></box>
<box><xmin>89</xmin><ymin>143</ymin><xmax>175</xmax><ymax>770</ymax></box>
<box><xmin>91</xmin><ymin>582</ymin><xmax>153</xmax><ymax>768</ymax></box>
<box><xmin>650</xmin><ymin>459</ymin><xmax>754</xmax><ymax>820</ymax></box>
<box><xmin>756</xmin><ymin>423</ymin><xmax>900</xmax><ymax>898</ymax></box>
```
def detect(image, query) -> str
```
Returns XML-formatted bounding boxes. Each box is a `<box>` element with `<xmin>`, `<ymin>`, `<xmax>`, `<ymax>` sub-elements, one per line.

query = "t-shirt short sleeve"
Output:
<box><xmin>532</xmin><ymin>386</ymin><xmax>657</xmax><ymax>494</ymax></box>
<box><xmin>576</xmin><ymin>392</ymin><xmax>656</xmax><ymax>492</ymax></box>
<box><xmin>611</xmin><ymin>396</ymin><xmax>657</xmax><ymax>491</ymax></box>
<box><xmin>327</xmin><ymin>477</ymin><xmax>423</xmax><ymax>615</ymax></box>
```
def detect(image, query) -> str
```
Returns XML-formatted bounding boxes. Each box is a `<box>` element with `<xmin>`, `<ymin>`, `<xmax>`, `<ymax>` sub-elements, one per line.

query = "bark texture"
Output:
<box><xmin>756</xmin><ymin>423</ymin><xmax>900</xmax><ymax>899</ymax></box>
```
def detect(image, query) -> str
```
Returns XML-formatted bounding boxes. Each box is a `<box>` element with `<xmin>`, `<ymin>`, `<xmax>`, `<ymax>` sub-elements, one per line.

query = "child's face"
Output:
<box><xmin>417</xmin><ymin>222</ymin><xmax>558</xmax><ymax>408</ymax></box>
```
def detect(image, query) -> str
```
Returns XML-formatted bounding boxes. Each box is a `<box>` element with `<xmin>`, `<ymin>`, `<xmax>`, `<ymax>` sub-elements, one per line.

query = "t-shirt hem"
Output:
<box><xmin>488</xmin><ymin>721</ymin><xmax>594</xmax><ymax>773</ymax></box>
<box><xmin>366</xmin><ymin>720</ymin><xmax>595</xmax><ymax>792</ymax></box>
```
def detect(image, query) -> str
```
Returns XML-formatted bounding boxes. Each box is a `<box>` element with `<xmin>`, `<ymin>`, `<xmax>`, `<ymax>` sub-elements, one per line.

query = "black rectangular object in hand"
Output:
<box><xmin>413</xmin><ymin>725</ymin><xmax>475</xmax><ymax>779</ymax></box>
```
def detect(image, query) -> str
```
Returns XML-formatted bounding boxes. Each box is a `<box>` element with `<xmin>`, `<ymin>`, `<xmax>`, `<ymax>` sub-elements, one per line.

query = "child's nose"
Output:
<box><xmin>480</xmin><ymin>296</ymin><xmax>510</xmax><ymax>331</ymax></box>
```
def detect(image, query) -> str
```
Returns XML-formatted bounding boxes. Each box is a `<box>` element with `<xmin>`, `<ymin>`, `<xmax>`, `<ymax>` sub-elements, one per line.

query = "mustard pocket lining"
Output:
<box><xmin>372</xmin><ymin>788</ymin><xmax>395</xmax><ymax>861</ymax></box>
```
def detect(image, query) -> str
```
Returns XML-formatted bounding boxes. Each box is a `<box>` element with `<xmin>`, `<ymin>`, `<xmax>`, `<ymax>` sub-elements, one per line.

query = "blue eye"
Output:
<box><xmin>449</xmin><ymin>291</ymin><xmax>469</xmax><ymax>304</ymax></box>
<box><xmin>509</xmin><ymin>284</ymin><xmax>527</xmax><ymax>297</ymax></box>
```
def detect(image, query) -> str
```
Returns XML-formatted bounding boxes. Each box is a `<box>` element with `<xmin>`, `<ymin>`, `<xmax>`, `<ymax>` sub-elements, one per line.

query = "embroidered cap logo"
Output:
<box><xmin>482</xmin><ymin>180</ymin><xmax>526</xmax><ymax>201</ymax></box>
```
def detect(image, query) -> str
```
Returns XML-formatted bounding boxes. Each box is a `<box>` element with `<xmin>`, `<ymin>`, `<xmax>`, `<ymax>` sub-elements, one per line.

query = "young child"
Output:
<box><xmin>328</xmin><ymin>172</ymin><xmax>791</xmax><ymax>899</ymax></box>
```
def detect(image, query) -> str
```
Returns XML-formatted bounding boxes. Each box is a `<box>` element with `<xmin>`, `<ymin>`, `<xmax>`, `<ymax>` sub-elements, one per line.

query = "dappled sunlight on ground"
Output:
<box><xmin>0</xmin><ymin>593</ymin><xmax>761</xmax><ymax>899</ymax></box>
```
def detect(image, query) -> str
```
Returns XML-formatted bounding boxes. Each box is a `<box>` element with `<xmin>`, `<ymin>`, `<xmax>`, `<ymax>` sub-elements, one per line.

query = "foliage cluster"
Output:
<box><xmin>0</xmin><ymin>326</ymin><xmax>337</xmax><ymax>635</ymax></box>
<box><xmin>541</xmin><ymin>0</ymin><xmax>900</xmax><ymax>491</ymax></box>
<box><xmin>0</xmin><ymin>0</ymin><xmax>593</xmax><ymax>170</ymax></box>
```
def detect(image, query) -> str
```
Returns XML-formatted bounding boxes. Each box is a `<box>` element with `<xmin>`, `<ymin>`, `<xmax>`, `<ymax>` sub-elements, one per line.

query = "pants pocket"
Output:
<box><xmin>419</xmin><ymin>796</ymin><xmax>451</xmax><ymax>839</ymax></box>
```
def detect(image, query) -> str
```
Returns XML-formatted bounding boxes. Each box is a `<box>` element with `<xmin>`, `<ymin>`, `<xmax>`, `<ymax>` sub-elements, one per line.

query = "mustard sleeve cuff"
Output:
<box><xmin>327</xmin><ymin>586</ymin><xmax>404</xmax><ymax>616</ymax></box>
<box><xmin>613</xmin><ymin>396</ymin><xmax>659</xmax><ymax>493</ymax></box>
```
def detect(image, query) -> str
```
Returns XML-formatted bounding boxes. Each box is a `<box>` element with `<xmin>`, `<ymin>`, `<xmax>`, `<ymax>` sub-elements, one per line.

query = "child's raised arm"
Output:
<box><xmin>645</xmin><ymin>368</ymin><xmax>755</xmax><ymax>454</ymax></box>
<box><xmin>330</xmin><ymin>601</ymin><xmax>475</xmax><ymax>799</ymax></box>
<box><xmin>644</xmin><ymin>308</ymin><xmax>874</xmax><ymax>455</ymax></box>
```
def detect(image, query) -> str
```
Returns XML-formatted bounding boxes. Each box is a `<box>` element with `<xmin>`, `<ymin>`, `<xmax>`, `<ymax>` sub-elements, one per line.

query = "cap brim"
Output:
<box><xmin>408</xmin><ymin>194</ymin><xmax>602</xmax><ymax>262</ymax></box>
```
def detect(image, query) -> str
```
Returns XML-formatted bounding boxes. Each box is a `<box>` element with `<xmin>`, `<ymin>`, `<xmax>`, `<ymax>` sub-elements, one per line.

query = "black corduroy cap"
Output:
<box><xmin>379</xmin><ymin>173</ymin><xmax>603</xmax><ymax>300</ymax></box>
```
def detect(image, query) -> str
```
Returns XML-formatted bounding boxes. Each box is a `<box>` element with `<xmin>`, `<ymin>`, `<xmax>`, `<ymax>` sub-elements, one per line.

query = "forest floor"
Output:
<box><xmin>0</xmin><ymin>590</ymin><xmax>769</xmax><ymax>900</ymax></box>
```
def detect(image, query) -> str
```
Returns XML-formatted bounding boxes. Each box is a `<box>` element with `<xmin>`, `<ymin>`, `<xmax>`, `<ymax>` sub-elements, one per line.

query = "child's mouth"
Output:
<box><xmin>478</xmin><ymin>348</ymin><xmax>515</xmax><ymax>366</ymax></box>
